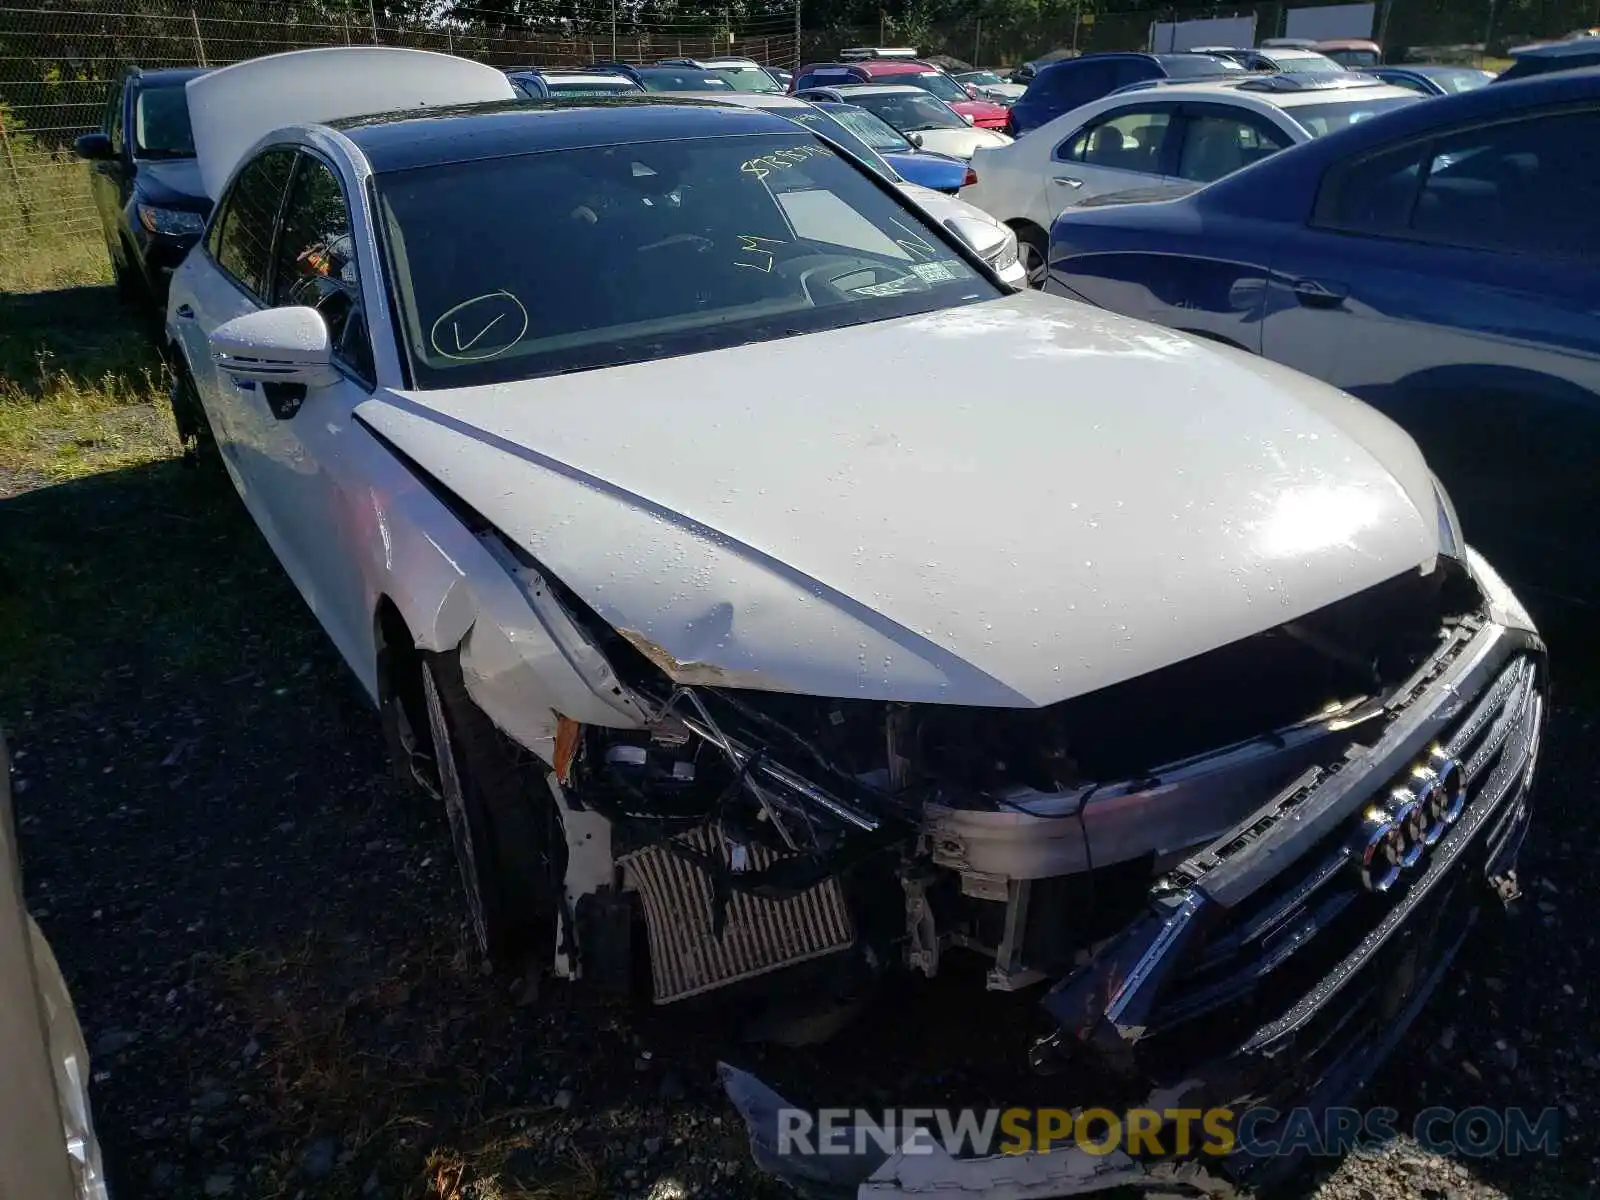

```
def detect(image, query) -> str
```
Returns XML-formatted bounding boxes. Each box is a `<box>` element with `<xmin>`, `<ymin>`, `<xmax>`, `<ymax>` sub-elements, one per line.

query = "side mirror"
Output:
<box><xmin>907</xmin><ymin>131</ymin><xmax>925</xmax><ymax>148</ymax></box>
<box><xmin>944</xmin><ymin>214</ymin><xmax>1007</xmax><ymax>259</ymax></box>
<box><xmin>961</xmin><ymin>111</ymin><xmax>977</xmax><ymax>125</ymax></box>
<box><xmin>74</xmin><ymin>132</ymin><xmax>113</xmax><ymax>161</ymax></box>
<box><xmin>209</xmin><ymin>307</ymin><xmax>339</xmax><ymax>419</ymax></box>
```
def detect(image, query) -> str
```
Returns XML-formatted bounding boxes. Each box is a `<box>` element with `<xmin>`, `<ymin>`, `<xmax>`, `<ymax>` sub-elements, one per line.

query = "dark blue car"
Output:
<box><xmin>1365</xmin><ymin>64</ymin><xmax>1495</xmax><ymax>96</ymax></box>
<box><xmin>812</xmin><ymin>100</ymin><xmax>970</xmax><ymax>193</ymax></box>
<box><xmin>1044</xmin><ymin>66</ymin><xmax>1600</xmax><ymax>607</ymax></box>
<box><xmin>1008</xmin><ymin>51</ymin><xmax>1247</xmax><ymax>136</ymax></box>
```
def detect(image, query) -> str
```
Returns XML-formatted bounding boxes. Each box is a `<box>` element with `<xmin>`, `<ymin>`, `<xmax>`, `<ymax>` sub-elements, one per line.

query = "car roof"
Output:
<box><xmin>1512</xmin><ymin>37</ymin><xmax>1600</xmax><ymax>57</ymax></box>
<box><xmin>127</xmin><ymin>66</ymin><xmax>210</xmax><ymax>85</ymax></box>
<box><xmin>803</xmin><ymin>83</ymin><xmax>928</xmax><ymax>97</ymax></box>
<box><xmin>538</xmin><ymin>72</ymin><xmax>640</xmax><ymax>85</ymax></box>
<box><xmin>1255</xmin><ymin>47</ymin><xmax>1331</xmax><ymax>60</ymax></box>
<box><xmin>1106</xmin><ymin>76</ymin><xmax>1415</xmax><ymax>107</ymax></box>
<box><xmin>656</xmin><ymin>90</ymin><xmax>807</xmax><ymax>109</ymax></box>
<box><xmin>336</xmin><ymin>100</ymin><xmax>795</xmax><ymax>172</ymax></box>
<box><xmin>1382</xmin><ymin>63</ymin><xmax>1485</xmax><ymax>77</ymax></box>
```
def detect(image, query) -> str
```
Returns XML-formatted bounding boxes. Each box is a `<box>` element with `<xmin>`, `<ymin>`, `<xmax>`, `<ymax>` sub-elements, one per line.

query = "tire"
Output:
<box><xmin>1015</xmin><ymin>225</ymin><xmax>1049</xmax><ymax>289</ymax></box>
<box><xmin>168</xmin><ymin>358</ymin><xmax>215</xmax><ymax>461</ymax></box>
<box><xmin>112</xmin><ymin>253</ymin><xmax>143</xmax><ymax>307</ymax></box>
<box><xmin>419</xmin><ymin>651</ymin><xmax>567</xmax><ymax>972</ymax></box>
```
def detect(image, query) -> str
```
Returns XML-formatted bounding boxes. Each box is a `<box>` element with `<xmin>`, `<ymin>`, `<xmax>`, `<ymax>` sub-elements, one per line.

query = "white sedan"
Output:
<box><xmin>794</xmin><ymin>83</ymin><xmax>1012</xmax><ymax>159</ymax></box>
<box><xmin>163</xmin><ymin>47</ymin><xmax>1542</xmax><ymax>1140</ymax></box>
<box><xmin>961</xmin><ymin>75</ymin><xmax>1418</xmax><ymax>285</ymax></box>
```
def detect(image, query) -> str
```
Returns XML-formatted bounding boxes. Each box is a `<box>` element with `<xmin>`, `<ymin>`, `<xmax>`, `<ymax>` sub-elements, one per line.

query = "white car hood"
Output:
<box><xmin>358</xmin><ymin>293</ymin><xmax>1441</xmax><ymax>709</ymax></box>
<box><xmin>914</xmin><ymin>127</ymin><xmax>1011</xmax><ymax>160</ymax></box>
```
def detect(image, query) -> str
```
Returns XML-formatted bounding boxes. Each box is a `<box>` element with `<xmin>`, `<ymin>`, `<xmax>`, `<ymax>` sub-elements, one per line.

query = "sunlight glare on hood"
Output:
<box><xmin>1254</xmin><ymin>484</ymin><xmax>1386</xmax><ymax>559</ymax></box>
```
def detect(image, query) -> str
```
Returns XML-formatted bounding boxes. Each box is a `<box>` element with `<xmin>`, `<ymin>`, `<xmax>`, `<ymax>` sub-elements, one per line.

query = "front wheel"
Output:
<box><xmin>168</xmin><ymin>359</ymin><xmax>216</xmax><ymax>461</ymax></box>
<box><xmin>419</xmin><ymin>651</ymin><xmax>567</xmax><ymax>973</ymax></box>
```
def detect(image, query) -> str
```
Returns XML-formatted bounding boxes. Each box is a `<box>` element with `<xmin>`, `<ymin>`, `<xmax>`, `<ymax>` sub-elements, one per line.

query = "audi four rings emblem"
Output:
<box><xmin>1354</xmin><ymin>746</ymin><xmax>1467</xmax><ymax>892</ymax></box>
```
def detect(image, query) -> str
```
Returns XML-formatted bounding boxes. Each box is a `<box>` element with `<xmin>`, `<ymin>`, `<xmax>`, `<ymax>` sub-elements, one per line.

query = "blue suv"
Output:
<box><xmin>1008</xmin><ymin>51</ymin><xmax>1246</xmax><ymax>135</ymax></box>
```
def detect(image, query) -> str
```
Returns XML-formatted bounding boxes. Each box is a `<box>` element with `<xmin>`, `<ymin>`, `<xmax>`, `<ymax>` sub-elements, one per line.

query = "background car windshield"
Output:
<box><xmin>714</xmin><ymin>66</ymin><xmax>782</xmax><ymax>93</ymax></box>
<box><xmin>1429</xmin><ymin>68</ymin><xmax>1495</xmax><ymax>93</ymax></box>
<box><xmin>1290</xmin><ymin>96</ymin><xmax>1417</xmax><ymax>136</ymax></box>
<box><xmin>822</xmin><ymin>105</ymin><xmax>914</xmax><ymax>152</ymax></box>
<box><xmin>375</xmin><ymin>133</ymin><xmax>994</xmax><ymax>389</ymax></box>
<box><xmin>1160</xmin><ymin>54</ymin><xmax>1246</xmax><ymax>76</ymax></box>
<box><xmin>634</xmin><ymin>68</ymin><xmax>735</xmax><ymax>91</ymax></box>
<box><xmin>783</xmin><ymin>107</ymin><xmax>902</xmax><ymax>179</ymax></box>
<box><xmin>545</xmin><ymin>79</ymin><xmax>640</xmax><ymax>96</ymax></box>
<box><xmin>133</xmin><ymin>84</ymin><xmax>195</xmax><ymax>157</ymax></box>
<box><xmin>960</xmin><ymin>71</ymin><xmax>1005</xmax><ymax>85</ymax></box>
<box><xmin>1273</xmin><ymin>53</ymin><xmax>1347</xmax><ymax>75</ymax></box>
<box><xmin>856</xmin><ymin>92</ymin><xmax>965</xmax><ymax>130</ymax></box>
<box><xmin>906</xmin><ymin>71</ymin><xmax>969</xmax><ymax>102</ymax></box>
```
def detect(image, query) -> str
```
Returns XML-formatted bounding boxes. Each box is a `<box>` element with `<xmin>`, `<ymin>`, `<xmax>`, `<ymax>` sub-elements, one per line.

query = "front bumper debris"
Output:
<box><xmin>723</xmin><ymin>612</ymin><xmax>1545</xmax><ymax>1199</ymax></box>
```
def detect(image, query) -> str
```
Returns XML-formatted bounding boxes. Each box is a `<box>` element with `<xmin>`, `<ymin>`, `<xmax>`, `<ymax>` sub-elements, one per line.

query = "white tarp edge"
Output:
<box><xmin>187</xmin><ymin>46</ymin><xmax>516</xmax><ymax>201</ymax></box>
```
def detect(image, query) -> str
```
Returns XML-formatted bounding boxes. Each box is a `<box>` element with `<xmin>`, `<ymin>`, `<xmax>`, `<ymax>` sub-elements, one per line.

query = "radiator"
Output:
<box><xmin>619</xmin><ymin>825</ymin><xmax>856</xmax><ymax>1004</ymax></box>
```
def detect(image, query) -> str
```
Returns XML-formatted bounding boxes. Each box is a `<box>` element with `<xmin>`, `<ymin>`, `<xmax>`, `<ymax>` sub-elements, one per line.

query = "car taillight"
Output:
<box><xmin>962</xmin><ymin>166</ymin><xmax>978</xmax><ymax>188</ymax></box>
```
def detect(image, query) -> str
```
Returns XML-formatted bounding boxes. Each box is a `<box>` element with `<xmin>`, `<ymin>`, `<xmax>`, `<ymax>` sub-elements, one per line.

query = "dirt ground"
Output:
<box><xmin>3</xmin><ymin>285</ymin><xmax>1598</xmax><ymax>1200</ymax></box>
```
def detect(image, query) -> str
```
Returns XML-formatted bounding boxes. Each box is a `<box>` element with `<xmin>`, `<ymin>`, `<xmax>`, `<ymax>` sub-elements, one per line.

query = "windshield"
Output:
<box><xmin>852</xmin><ymin>91</ymin><xmax>967</xmax><ymax>131</ymax></box>
<box><xmin>1289</xmin><ymin>96</ymin><xmax>1417</xmax><ymax>136</ymax></box>
<box><xmin>714</xmin><ymin>66</ymin><xmax>783</xmax><ymax>93</ymax></box>
<box><xmin>544</xmin><ymin>78</ymin><xmax>642</xmax><ymax>96</ymax></box>
<box><xmin>1269</xmin><ymin>52</ymin><xmax>1348</xmax><ymax>75</ymax></box>
<box><xmin>376</xmin><ymin>133</ymin><xmax>993</xmax><ymax>389</ymax></box>
<box><xmin>820</xmin><ymin>104</ymin><xmax>913</xmax><ymax>153</ymax></box>
<box><xmin>133</xmin><ymin>83</ymin><xmax>195</xmax><ymax>158</ymax></box>
<box><xmin>1426</xmin><ymin>67</ymin><xmax>1495</xmax><ymax>92</ymax></box>
<box><xmin>1328</xmin><ymin>49</ymin><xmax>1381</xmax><ymax>68</ymax></box>
<box><xmin>903</xmin><ymin>70</ymin><xmax>970</xmax><ymax>103</ymax></box>
<box><xmin>633</xmin><ymin>67</ymin><xmax>736</xmax><ymax>91</ymax></box>
<box><xmin>783</xmin><ymin>107</ymin><xmax>901</xmax><ymax>179</ymax></box>
<box><xmin>1160</xmin><ymin>54</ymin><xmax>1247</xmax><ymax>77</ymax></box>
<box><xmin>959</xmin><ymin>71</ymin><xmax>1004</xmax><ymax>85</ymax></box>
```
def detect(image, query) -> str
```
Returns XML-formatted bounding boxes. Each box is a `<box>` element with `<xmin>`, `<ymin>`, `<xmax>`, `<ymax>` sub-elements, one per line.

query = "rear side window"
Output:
<box><xmin>1176</xmin><ymin>109</ymin><xmax>1290</xmax><ymax>183</ymax></box>
<box><xmin>207</xmin><ymin>147</ymin><xmax>295</xmax><ymax>298</ymax></box>
<box><xmin>1314</xmin><ymin>107</ymin><xmax>1600</xmax><ymax>258</ymax></box>
<box><xmin>1033</xmin><ymin>59</ymin><xmax>1115</xmax><ymax>107</ymax></box>
<box><xmin>1060</xmin><ymin>109</ymin><xmax>1172</xmax><ymax>175</ymax></box>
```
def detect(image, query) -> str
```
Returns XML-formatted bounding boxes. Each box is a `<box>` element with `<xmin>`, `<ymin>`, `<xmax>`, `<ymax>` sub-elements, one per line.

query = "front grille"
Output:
<box><xmin>620</xmin><ymin>825</ymin><xmax>856</xmax><ymax>1004</ymax></box>
<box><xmin>1144</xmin><ymin>652</ymin><xmax>1542</xmax><ymax>1060</ymax></box>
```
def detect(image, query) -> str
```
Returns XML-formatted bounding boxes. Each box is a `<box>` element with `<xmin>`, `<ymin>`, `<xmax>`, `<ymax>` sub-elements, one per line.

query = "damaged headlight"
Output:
<box><xmin>136</xmin><ymin>204</ymin><xmax>205</xmax><ymax>237</ymax></box>
<box><xmin>1432</xmin><ymin>474</ymin><xmax>1464</xmax><ymax>562</ymax></box>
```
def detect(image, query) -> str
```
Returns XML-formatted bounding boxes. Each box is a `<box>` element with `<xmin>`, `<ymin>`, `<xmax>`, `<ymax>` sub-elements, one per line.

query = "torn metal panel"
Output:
<box><xmin>549</xmin><ymin>773</ymin><xmax>614</xmax><ymax>981</ymax></box>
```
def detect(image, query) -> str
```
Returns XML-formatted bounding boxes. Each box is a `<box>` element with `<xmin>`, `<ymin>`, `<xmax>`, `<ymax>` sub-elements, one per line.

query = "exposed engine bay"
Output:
<box><xmin>536</xmin><ymin>558</ymin><xmax>1487</xmax><ymax>1019</ymax></box>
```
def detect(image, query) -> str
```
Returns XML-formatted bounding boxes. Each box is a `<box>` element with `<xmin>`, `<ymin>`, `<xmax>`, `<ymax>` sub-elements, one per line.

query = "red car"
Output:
<box><xmin>791</xmin><ymin>53</ymin><xmax>1010</xmax><ymax>130</ymax></box>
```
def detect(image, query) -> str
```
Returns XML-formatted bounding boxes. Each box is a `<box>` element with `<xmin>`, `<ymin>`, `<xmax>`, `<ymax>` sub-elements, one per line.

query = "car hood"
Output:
<box><xmin>357</xmin><ymin>293</ymin><xmax>1442</xmax><ymax>709</ymax></box>
<box><xmin>881</xmin><ymin>148</ymin><xmax>968</xmax><ymax>191</ymax></box>
<box><xmin>914</xmin><ymin>126</ymin><xmax>1011</xmax><ymax>159</ymax></box>
<box><xmin>132</xmin><ymin>156</ymin><xmax>209</xmax><ymax>209</ymax></box>
<box><xmin>950</xmin><ymin>98</ymin><xmax>1011</xmax><ymax>123</ymax></box>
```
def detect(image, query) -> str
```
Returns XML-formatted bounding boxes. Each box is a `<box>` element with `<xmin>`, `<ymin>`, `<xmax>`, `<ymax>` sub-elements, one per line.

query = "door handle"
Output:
<box><xmin>175</xmin><ymin>303</ymin><xmax>195</xmax><ymax>319</ymax></box>
<box><xmin>1290</xmin><ymin>278</ymin><xmax>1348</xmax><ymax>309</ymax></box>
<box><xmin>1051</xmin><ymin>176</ymin><xmax>1084</xmax><ymax>188</ymax></box>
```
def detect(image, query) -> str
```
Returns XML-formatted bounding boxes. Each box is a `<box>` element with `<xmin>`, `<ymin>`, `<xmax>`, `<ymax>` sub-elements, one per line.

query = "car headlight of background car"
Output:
<box><xmin>137</xmin><ymin>204</ymin><xmax>205</xmax><ymax>237</ymax></box>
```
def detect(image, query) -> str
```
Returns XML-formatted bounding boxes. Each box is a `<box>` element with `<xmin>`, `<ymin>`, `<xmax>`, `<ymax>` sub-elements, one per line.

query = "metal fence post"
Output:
<box><xmin>974</xmin><ymin>17</ymin><xmax>981</xmax><ymax>65</ymax></box>
<box><xmin>189</xmin><ymin>6</ymin><xmax>207</xmax><ymax>66</ymax></box>
<box><xmin>368</xmin><ymin>0</ymin><xmax>380</xmax><ymax>44</ymax></box>
<box><xmin>794</xmin><ymin>0</ymin><xmax>801</xmax><ymax>69</ymax></box>
<box><xmin>0</xmin><ymin>115</ymin><xmax>31</xmax><ymax>234</ymax></box>
<box><xmin>611</xmin><ymin>0</ymin><xmax>618</xmax><ymax>59</ymax></box>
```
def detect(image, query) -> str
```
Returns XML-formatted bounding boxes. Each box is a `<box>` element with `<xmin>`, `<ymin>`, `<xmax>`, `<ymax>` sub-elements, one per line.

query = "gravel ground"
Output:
<box><xmin>3</xmin><ymin>425</ymin><xmax>1598</xmax><ymax>1200</ymax></box>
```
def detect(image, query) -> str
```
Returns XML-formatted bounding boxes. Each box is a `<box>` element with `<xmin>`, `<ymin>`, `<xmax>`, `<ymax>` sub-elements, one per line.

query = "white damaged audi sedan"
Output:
<box><xmin>166</xmin><ymin>47</ymin><xmax>1544</xmax><ymax>1193</ymax></box>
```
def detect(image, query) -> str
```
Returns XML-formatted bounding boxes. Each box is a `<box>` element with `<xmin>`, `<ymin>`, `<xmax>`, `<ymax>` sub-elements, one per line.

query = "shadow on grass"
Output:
<box><xmin>0</xmin><ymin>283</ymin><xmax>161</xmax><ymax>391</ymax></box>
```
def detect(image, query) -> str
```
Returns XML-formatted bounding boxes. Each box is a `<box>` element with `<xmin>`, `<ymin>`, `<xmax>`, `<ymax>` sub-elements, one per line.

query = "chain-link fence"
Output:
<box><xmin>0</xmin><ymin>0</ymin><xmax>800</xmax><ymax>255</ymax></box>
